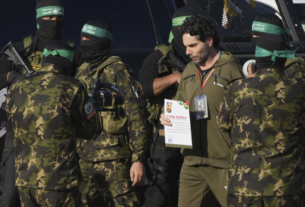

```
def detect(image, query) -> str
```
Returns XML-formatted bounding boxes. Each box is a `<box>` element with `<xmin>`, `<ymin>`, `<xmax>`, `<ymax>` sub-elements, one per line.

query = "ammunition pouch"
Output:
<box><xmin>76</xmin><ymin>57</ymin><xmax>127</xmax><ymax>134</ymax></box>
<box><xmin>101</xmin><ymin>107</ymin><xmax>128</xmax><ymax>134</ymax></box>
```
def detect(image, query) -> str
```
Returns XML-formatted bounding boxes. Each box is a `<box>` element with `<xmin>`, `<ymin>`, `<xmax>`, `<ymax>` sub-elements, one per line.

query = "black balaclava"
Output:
<box><xmin>255</xmin><ymin>34</ymin><xmax>288</xmax><ymax>70</ymax></box>
<box><xmin>36</xmin><ymin>0</ymin><xmax>64</xmax><ymax>41</ymax></box>
<box><xmin>80</xmin><ymin>20</ymin><xmax>113</xmax><ymax>64</ymax></box>
<box><xmin>251</xmin><ymin>13</ymin><xmax>285</xmax><ymax>47</ymax></box>
<box><xmin>41</xmin><ymin>40</ymin><xmax>74</xmax><ymax>76</ymax></box>
<box><xmin>171</xmin><ymin>7</ymin><xmax>197</xmax><ymax>63</ymax></box>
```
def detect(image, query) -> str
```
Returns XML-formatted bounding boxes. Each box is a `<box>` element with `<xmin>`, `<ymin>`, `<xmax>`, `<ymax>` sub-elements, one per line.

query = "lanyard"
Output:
<box><xmin>197</xmin><ymin>67</ymin><xmax>216</xmax><ymax>94</ymax></box>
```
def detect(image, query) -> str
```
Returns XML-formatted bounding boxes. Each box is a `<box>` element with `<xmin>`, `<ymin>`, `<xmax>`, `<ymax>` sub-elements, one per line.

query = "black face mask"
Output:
<box><xmin>251</xmin><ymin>37</ymin><xmax>258</xmax><ymax>48</ymax></box>
<box><xmin>80</xmin><ymin>40</ymin><xmax>110</xmax><ymax>64</ymax></box>
<box><xmin>36</xmin><ymin>18</ymin><xmax>63</xmax><ymax>41</ymax></box>
<box><xmin>172</xmin><ymin>26</ymin><xmax>192</xmax><ymax>64</ymax></box>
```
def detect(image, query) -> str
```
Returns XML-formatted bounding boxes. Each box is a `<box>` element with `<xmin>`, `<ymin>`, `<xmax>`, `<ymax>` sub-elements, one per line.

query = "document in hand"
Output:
<box><xmin>164</xmin><ymin>99</ymin><xmax>192</xmax><ymax>149</ymax></box>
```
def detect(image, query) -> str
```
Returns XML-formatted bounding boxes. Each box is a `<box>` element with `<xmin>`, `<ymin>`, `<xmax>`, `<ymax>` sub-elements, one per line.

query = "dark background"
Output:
<box><xmin>1</xmin><ymin>0</ymin><xmax>304</xmax><ymax>75</ymax></box>
<box><xmin>0</xmin><ymin>0</ymin><xmax>178</xmax><ymax>75</ymax></box>
<box><xmin>0</xmin><ymin>0</ymin><xmax>305</xmax><ymax>158</ymax></box>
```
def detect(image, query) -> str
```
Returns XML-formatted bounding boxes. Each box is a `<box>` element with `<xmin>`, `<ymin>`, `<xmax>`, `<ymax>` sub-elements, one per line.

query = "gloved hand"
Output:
<box><xmin>7</xmin><ymin>71</ymin><xmax>25</xmax><ymax>85</ymax></box>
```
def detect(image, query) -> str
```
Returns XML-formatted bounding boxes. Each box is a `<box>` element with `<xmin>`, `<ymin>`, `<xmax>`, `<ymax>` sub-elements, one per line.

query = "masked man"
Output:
<box><xmin>6</xmin><ymin>40</ymin><xmax>98</xmax><ymax>207</ymax></box>
<box><xmin>75</xmin><ymin>20</ymin><xmax>147</xmax><ymax>207</ymax></box>
<box><xmin>0</xmin><ymin>1</ymin><xmax>83</xmax><ymax>206</ymax></box>
<box><xmin>217</xmin><ymin>34</ymin><xmax>305</xmax><ymax>207</ymax></box>
<box><xmin>251</xmin><ymin>13</ymin><xmax>305</xmax><ymax>79</ymax></box>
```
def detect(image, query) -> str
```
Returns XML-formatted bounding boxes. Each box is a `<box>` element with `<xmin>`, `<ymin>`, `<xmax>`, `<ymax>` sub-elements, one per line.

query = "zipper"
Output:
<box><xmin>183</xmin><ymin>74</ymin><xmax>195</xmax><ymax>81</ymax></box>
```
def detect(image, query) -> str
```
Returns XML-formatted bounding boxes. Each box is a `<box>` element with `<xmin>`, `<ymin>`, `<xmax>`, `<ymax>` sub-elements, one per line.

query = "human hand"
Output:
<box><xmin>247</xmin><ymin>64</ymin><xmax>255</xmax><ymax>78</ymax></box>
<box><xmin>160</xmin><ymin>113</ymin><xmax>172</xmax><ymax>126</ymax></box>
<box><xmin>130</xmin><ymin>162</ymin><xmax>146</xmax><ymax>187</ymax></box>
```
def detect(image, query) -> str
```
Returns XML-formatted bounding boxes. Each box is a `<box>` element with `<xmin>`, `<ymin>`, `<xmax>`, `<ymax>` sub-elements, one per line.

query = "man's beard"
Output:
<box><xmin>198</xmin><ymin>42</ymin><xmax>209</xmax><ymax>65</ymax></box>
<box><xmin>191</xmin><ymin>42</ymin><xmax>209</xmax><ymax>65</ymax></box>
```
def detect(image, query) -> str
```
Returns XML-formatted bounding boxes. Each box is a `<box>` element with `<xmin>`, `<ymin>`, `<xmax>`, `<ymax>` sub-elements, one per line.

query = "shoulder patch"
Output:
<box><xmin>131</xmin><ymin>81</ymin><xmax>142</xmax><ymax>98</ymax></box>
<box><xmin>84</xmin><ymin>98</ymin><xmax>96</xmax><ymax>119</ymax></box>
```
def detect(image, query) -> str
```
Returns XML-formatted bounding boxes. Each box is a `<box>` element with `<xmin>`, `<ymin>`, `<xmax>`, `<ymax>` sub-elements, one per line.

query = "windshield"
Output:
<box><xmin>184</xmin><ymin>0</ymin><xmax>305</xmax><ymax>42</ymax></box>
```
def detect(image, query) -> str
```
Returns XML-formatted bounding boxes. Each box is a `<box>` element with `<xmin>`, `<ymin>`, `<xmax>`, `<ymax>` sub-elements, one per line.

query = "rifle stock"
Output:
<box><xmin>0</xmin><ymin>41</ymin><xmax>34</xmax><ymax>76</ymax></box>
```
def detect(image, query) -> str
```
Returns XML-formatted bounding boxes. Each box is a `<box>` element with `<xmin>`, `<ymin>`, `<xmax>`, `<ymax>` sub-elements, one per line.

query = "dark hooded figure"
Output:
<box><xmin>138</xmin><ymin>7</ymin><xmax>196</xmax><ymax>207</ymax></box>
<box><xmin>0</xmin><ymin>1</ymin><xmax>83</xmax><ymax>206</ymax></box>
<box><xmin>251</xmin><ymin>13</ymin><xmax>305</xmax><ymax>79</ymax></box>
<box><xmin>75</xmin><ymin>20</ymin><xmax>147</xmax><ymax>207</ymax></box>
<box><xmin>218</xmin><ymin>34</ymin><xmax>305</xmax><ymax>207</ymax></box>
<box><xmin>6</xmin><ymin>40</ymin><xmax>98</xmax><ymax>207</ymax></box>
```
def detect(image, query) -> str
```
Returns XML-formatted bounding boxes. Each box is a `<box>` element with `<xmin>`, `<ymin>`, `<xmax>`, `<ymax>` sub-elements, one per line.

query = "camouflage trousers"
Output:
<box><xmin>79</xmin><ymin>158</ymin><xmax>140</xmax><ymax>207</ymax></box>
<box><xmin>227</xmin><ymin>193</ymin><xmax>305</xmax><ymax>207</ymax></box>
<box><xmin>18</xmin><ymin>186</ymin><xmax>81</xmax><ymax>207</ymax></box>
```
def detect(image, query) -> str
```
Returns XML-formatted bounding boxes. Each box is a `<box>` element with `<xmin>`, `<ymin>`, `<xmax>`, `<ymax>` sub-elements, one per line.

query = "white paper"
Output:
<box><xmin>164</xmin><ymin>99</ymin><xmax>192</xmax><ymax>149</ymax></box>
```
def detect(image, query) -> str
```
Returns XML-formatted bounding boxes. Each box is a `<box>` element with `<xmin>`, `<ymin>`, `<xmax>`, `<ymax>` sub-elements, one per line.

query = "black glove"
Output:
<box><xmin>8</xmin><ymin>71</ymin><xmax>25</xmax><ymax>86</ymax></box>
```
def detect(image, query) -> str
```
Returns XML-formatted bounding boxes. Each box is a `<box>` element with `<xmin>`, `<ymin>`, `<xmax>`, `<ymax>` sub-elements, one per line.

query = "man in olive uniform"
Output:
<box><xmin>251</xmin><ymin>13</ymin><xmax>305</xmax><ymax>79</ymax></box>
<box><xmin>217</xmin><ymin>34</ymin><xmax>305</xmax><ymax>207</ymax></box>
<box><xmin>75</xmin><ymin>20</ymin><xmax>147</xmax><ymax>207</ymax></box>
<box><xmin>5</xmin><ymin>40</ymin><xmax>99</xmax><ymax>207</ymax></box>
<box><xmin>160</xmin><ymin>15</ymin><xmax>243</xmax><ymax>207</ymax></box>
<box><xmin>0</xmin><ymin>1</ymin><xmax>83</xmax><ymax>206</ymax></box>
<box><xmin>138</xmin><ymin>7</ymin><xmax>196</xmax><ymax>207</ymax></box>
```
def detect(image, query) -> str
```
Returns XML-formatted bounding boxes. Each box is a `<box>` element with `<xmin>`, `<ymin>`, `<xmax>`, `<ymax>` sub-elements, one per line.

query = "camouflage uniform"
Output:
<box><xmin>6</xmin><ymin>65</ymin><xmax>98</xmax><ymax>207</ymax></box>
<box><xmin>75</xmin><ymin>56</ymin><xmax>147</xmax><ymax>207</ymax></box>
<box><xmin>284</xmin><ymin>57</ymin><xmax>305</xmax><ymax>79</ymax></box>
<box><xmin>217</xmin><ymin>68</ymin><xmax>305</xmax><ymax>207</ymax></box>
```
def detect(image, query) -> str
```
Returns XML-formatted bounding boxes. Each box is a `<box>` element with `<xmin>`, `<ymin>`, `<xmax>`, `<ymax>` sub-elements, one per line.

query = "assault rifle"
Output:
<box><xmin>161</xmin><ymin>51</ymin><xmax>187</xmax><ymax>88</ymax></box>
<box><xmin>0</xmin><ymin>41</ymin><xmax>35</xmax><ymax>76</ymax></box>
<box><xmin>162</xmin><ymin>51</ymin><xmax>187</xmax><ymax>73</ymax></box>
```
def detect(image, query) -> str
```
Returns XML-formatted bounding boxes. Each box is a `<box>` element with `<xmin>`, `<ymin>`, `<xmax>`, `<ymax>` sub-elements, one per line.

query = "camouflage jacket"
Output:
<box><xmin>284</xmin><ymin>57</ymin><xmax>305</xmax><ymax>79</ymax></box>
<box><xmin>6</xmin><ymin>65</ymin><xmax>98</xmax><ymax>190</ymax></box>
<box><xmin>217</xmin><ymin>68</ymin><xmax>305</xmax><ymax>196</ymax></box>
<box><xmin>75</xmin><ymin>57</ymin><xmax>147</xmax><ymax>163</ymax></box>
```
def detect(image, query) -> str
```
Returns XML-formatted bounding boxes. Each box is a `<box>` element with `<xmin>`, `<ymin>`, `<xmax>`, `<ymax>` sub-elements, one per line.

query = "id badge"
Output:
<box><xmin>194</xmin><ymin>94</ymin><xmax>208</xmax><ymax>120</ymax></box>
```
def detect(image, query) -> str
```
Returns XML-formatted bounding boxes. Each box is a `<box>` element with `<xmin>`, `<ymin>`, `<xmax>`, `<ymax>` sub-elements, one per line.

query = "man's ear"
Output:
<box><xmin>207</xmin><ymin>37</ymin><xmax>213</xmax><ymax>47</ymax></box>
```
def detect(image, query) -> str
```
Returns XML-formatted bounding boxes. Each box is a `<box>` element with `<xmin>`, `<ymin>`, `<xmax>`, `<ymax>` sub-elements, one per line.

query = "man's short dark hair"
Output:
<box><xmin>180</xmin><ymin>15</ymin><xmax>220</xmax><ymax>48</ymax></box>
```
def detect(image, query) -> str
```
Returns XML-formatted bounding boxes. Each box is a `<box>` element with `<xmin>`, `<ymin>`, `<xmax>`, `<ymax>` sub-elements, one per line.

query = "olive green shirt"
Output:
<box><xmin>174</xmin><ymin>51</ymin><xmax>243</xmax><ymax>168</ymax></box>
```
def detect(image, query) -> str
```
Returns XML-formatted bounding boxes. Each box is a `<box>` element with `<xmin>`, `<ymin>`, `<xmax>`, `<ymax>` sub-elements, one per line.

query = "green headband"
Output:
<box><xmin>36</xmin><ymin>6</ymin><xmax>64</xmax><ymax>18</ymax></box>
<box><xmin>302</xmin><ymin>24</ymin><xmax>305</xmax><ymax>32</ymax></box>
<box><xmin>82</xmin><ymin>24</ymin><xmax>113</xmax><ymax>42</ymax></box>
<box><xmin>169</xmin><ymin>15</ymin><xmax>192</xmax><ymax>43</ymax></box>
<box><xmin>252</xmin><ymin>21</ymin><xmax>290</xmax><ymax>36</ymax></box>
<box><xmin>255</xmin><ymin>46</ymin><xmax>296</xmax><ymax>61</ymax></box>
<box><xmin>43</xmin><ymin>49</ymin><xmax>74</xmax><ymax>62</ymax></box>
<box><xmin>172</xmin><ymin>15</ymin><xmax>192</xmax><ymax>26</ymax></box>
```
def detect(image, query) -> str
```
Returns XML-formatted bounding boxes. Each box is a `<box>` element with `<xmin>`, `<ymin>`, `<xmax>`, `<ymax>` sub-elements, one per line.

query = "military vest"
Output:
<box><xmin>147</xmin><ymin>43</ymin><xmax>182</xmax><ymax>125</ymax></box>
<box><xmin>75</xmin><ymin>56</ymin><xmax>128</xmax><ymax>134</ymax></box>
<box><xmin>23</xmin><ymin>35</ymin><xmax>74</xmax><ymax>73</ymax></box>
<box><xmin>284</xmin><ymin>57</ymin><xmax>305</xmax><ymax>79</ymax></box>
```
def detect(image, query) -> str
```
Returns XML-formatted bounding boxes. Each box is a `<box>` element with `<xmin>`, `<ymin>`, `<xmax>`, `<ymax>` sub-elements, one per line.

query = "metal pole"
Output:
<box><xmin>275</xmin><ymin>0</ymin><xmax>305</xmax><ymax>41</ymax></box>
<box><xmin>146</xmin><ymin>0</ymin><xmax>160</xmax><ymax>46</ymax></box>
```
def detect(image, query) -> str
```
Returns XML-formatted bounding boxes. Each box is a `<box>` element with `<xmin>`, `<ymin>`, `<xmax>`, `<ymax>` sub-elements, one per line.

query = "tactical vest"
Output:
<box><xmin>23</xmin><ymin>35</ymin><xmax>74</xmax><ymax>73</ymax></box>
<box><xmin>284</xmin><ymin>57</ymin><xmax>305</xmax><ymax>79</ymax></box>
<box><xmin>75</xmin><ymin>56</ymin><xmax>128</xmax><ymax>134</ymax></box>
<box><xmin>147</xmin><ymin>43</ymin><xmax>181</xmax><ymax>125</ymax></box>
